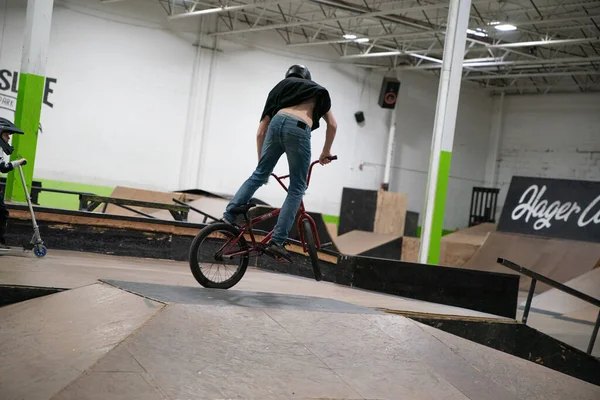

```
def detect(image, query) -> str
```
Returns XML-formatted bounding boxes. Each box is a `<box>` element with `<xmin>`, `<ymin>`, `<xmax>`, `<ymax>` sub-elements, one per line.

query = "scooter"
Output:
<box><xmin>0</xmin><ymin>161</ymin><xmax>47</xmax><ymax>258</ymax></box>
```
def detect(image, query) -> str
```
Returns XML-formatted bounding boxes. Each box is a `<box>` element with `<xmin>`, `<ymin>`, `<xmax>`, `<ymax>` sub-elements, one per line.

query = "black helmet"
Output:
<box><xmin>0</xmin><ymin>117</ymin><xmax>24</xmax><ymax>135</ymax></box>
<box><xmin>0</xmin><ymin>117</ymin><xmax>24</xmax><ymax>155</ymax></box>
<box><xmin>285</xmin><ymin>64</ymin><xmax>311</xmax><ymax>80</ymax></box>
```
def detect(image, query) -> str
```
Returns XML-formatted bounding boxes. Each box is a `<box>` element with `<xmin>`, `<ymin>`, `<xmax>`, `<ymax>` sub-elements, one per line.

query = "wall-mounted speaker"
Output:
<box><xmin>378</xmin><ymin>77</ymin><xmax>401</xmax><ymax>109</ymax></box>
<box><xmin>354</xmin><ymin>111</ymin><xmax>365</xmax><ymax>124</ymax></box>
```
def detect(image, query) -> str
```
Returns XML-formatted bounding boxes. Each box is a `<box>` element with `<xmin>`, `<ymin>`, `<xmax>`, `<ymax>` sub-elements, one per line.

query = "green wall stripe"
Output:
<box><xmin>36</xmin><ymin>179</ymin><xmax>114</xmax><ymax>210</ymax></box>
<box><xmin>427</xmin><ymin>150</ymin><xmax>452</xmax><ymax>264</ymax></box>
<box><xmin>5</xmin><ymin>73</ymin><xmax>45</xmax><ymax>202</ymax></box>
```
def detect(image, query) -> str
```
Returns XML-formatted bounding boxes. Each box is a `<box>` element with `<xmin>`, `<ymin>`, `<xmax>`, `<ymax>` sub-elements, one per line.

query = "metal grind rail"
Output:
<box><xmin>497</xmin><ymin>258</ymin><xmax>600</xmax><ymax>355</ymax></box>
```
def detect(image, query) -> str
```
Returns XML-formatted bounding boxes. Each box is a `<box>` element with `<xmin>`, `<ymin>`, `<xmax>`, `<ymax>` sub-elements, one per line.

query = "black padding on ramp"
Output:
<box><xmin>101</xmin><ymin>280</ymin><xmax>382</xmax><ymax>315</ymax></box>
<box><xmin>339</xmin><ymin>255</ymin><xmax>520</xmax><ymax>319</ymax></box>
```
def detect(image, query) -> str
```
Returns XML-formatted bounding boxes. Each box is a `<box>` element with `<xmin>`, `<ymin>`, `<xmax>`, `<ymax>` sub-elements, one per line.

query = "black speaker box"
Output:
<box><xmin>354</xmin><ymin>111</ymin><xmax>365</xmax><ymax>123</ymax></box>
<box><xmin>378</xmin><ymin>77</ymin><xmax>401</xmax><ymax>109</ymax></box>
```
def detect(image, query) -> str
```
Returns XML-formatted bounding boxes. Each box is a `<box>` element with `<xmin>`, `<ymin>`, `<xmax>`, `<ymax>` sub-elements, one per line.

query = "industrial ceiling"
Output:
<box><xmin>160</xmin><ymin>0</ymin><xmax>600</xmax><ymax>95</ymax></box>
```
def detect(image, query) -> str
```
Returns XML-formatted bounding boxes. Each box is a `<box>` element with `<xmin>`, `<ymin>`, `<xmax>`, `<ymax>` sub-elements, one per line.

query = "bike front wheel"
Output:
<box><xmin>301</xmin><ymin>218</ymin><xmax>322</xmax><ymax>281</ymax></box>
<box><xmin>189</xmin><ymin>222</ymin><xmax>250</xmax><ymax>289</ymax></box>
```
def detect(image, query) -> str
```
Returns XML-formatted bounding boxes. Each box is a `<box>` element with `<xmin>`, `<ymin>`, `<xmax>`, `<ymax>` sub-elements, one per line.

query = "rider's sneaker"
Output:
<box><xmin>264</xmin><ymin>241</ymin><xmax>292</xmax><ymax>262</ymax></box>
<box><xmin>221</xmin><ymin>214</ymin><xmax>242</xmax><ymax>227</ymax></box>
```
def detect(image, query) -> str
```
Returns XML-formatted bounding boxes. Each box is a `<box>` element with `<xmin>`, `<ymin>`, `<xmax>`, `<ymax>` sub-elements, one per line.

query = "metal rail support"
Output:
<box><xmin>497</xmin><ymin>257</ymin><xmax>600</xmax><ymax>355</ymax></box>
<box><xmin>588</xmin><ymin>310</ymin><xmax>600</xmax><ymax>355</ymax></box>
<box><xmin>522</xmin><ymin>279</ymin><xmax>537</xmax><ymax>324</ymax></box>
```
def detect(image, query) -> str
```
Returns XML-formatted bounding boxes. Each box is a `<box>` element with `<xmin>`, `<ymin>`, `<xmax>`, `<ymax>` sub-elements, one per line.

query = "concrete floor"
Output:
<box><xmin>1</xmin><ymin>249</ymin><xmax>599</xmax><ymax>399</ymax></box>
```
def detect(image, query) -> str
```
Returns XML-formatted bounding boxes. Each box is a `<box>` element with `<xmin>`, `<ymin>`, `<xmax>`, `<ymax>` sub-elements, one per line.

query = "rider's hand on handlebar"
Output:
<box><xmin>319</xmin><ymin>151</ymin><xmax>334</xmax><ymax>165</ymax></box>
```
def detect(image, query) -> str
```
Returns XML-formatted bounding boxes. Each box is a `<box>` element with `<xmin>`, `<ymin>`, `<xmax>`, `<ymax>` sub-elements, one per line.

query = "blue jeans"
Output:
<box><xmin>223</xmin><ymin>112</ymin><xmax>312</xmax><ymax>245</ymax></box>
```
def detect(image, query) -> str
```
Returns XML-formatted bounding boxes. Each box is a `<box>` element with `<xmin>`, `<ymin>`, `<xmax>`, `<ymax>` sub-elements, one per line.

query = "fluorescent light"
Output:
<box><xmin>467</xmin><ymin>28</ymin><xmax>488</xmax><ymax>38</ymax></box>
<box><xmin>488</xmin><ymin>21</ymin><xmax>500</xmax><ymax>26</ymax></box>
<box><xmin>355</xmin><ymin>38</ymin><xmax>369</xmax><ymax>43</ymax></box>
<box><xmin>494</xmin><ymin>24</ymin><xmax>517</xmax><ymax>31</ymax></box>
<box><xmin>343</xmin><ymin>34</ymin><xmax>357</xmax><ymax>40</ymax></box>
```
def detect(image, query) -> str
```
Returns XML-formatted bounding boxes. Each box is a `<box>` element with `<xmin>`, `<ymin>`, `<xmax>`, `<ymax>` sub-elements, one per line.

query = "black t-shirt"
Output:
<box><xmin>260</xmin><ymin>77</ymin><xmax>331</xmax><ymax>130</ymax></box>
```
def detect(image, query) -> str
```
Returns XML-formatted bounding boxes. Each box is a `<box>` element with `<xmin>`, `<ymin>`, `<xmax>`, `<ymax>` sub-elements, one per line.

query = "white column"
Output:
<box><xmin>21</xmin><ymin>0</ymin><xmax>53</xmax><ymax>76</ymax></box>
<box><xmin>5</xmin><ymin>0</ymin><xmax>54</xmax><ymax>203</ymax></box>
<box><xmin>418</xmin><ymin>0</ymin><xmax>472</xmax><ymax>264</ymax></box>
<box><xmin>382</xmin><ymin>108</ymin><xmax>397</xmax><ymax>190</ymax></box>
<box><xmin>484</xmin><ymin>92</ymin><xmax>505</xmax><ymax>187</ymax></box>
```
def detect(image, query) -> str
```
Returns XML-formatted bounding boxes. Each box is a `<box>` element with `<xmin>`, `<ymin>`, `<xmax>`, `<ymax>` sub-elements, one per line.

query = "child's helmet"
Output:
<box><xmin>0</xmin><ymin>117</ymin><xmax>24</xmax><ymax>155</ymax></box>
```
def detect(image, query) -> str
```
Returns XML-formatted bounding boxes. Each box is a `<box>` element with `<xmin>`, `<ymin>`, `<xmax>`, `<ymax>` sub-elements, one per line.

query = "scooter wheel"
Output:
<box><xmin>34</xmin><ymin>245</ymin><xmax>47</xmax><ymax>258</ymax></box>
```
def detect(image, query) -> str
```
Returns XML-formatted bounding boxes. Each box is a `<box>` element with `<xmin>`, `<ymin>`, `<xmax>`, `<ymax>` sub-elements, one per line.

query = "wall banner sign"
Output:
<box><xmin>0</xmin><ymin>68</ymin><xmax>58</xmax><ymax>134</ymax></box>
<box><xmin>498</xmin><ymin>176</ymin><xmax>600</xmax><ymax>243</ymax></box>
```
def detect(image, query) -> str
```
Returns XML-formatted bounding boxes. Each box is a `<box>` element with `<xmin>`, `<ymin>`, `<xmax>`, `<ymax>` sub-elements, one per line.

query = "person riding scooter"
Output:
<box><xmin>0</xmin><ymin>117</ymin><xmax>27</xmax><ymax>248</ymax></box>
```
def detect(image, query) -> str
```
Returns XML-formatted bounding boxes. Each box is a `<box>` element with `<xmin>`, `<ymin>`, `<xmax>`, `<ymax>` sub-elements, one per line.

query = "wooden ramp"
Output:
<box><xmin>332</xmin><ymin>230</ymin><xmax>403</xmax><ymax>259</ymax></box>
<box><xmin>439</xmin><ymin>223</ymin><xmax>496</xmax><ymax>267</ymax></box>
<box><xmin>104</xmin><ymin>186</ymin><xmax>185</xmax><ymax>219</ymax></box>
<box><xmin>152</xmin><ymin>195</ymin><xmax>228</xmax><ymax>223</ymax></box>
<box><xmin>527</xmin><ymin>267</ymin><xmax>600</xmax><ymax>316</ymax></box>
<box><xmin>459</xmin><ymin>232</ymin><xmax>600</xmax><ymax>293</ymax></box>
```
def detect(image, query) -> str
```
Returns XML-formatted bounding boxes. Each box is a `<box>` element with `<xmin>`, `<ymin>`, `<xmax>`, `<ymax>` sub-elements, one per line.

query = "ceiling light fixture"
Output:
<box><xmin>467</xmin><ymin>28</ymin><xmax>488</xmax><ymax>38</ymax></box>
<box><xmin>355</xmin><ymin>38</ymin><xmax>370</xmax><ymax>43</ymax></box>
<box><xmin>343</xmin><ymin>34</ymin><xmax>357</xmax><ymax>40</ymax></box>
<box><xmin>494</xmin><ymin>24</ymin><xmax>517</xmax><ymax>31</ymax></box>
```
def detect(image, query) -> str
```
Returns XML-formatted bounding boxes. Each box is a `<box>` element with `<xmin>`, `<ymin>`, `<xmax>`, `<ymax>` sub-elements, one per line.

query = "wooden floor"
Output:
<box><xmin>0</xmin><ymin>249</ymin><xmax>504</xmax><ymax>318</ymax></box>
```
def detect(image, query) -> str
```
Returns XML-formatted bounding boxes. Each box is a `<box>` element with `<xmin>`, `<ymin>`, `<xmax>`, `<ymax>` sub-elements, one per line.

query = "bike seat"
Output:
<box><xmin>230</xmin><ymin>203</ymin><xmax>257</xmax><ymax>215</ymax></box>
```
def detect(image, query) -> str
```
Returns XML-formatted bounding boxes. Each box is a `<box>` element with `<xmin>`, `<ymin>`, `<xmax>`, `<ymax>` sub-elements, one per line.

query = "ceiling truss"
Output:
<box><xmin>149</xmin><ymin>0</ymin><xmax>600</xmax><ymax>95</ymax></box>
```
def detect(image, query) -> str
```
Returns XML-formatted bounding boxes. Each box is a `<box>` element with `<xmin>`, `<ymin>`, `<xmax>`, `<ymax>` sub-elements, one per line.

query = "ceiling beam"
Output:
<box><xmin>168</xmin><ymin>0</ymin><xmax>296</xmax><ymax>20</ymax></box>
<box><xmin>207</xmin><ymin>1</ymin><xmax>495</xmax><ymax>37</ymax></box>
<box><xmin>486</xmin><ymin>37</ymin><xmax>600</xmax><ymax>49</ymax></box>
<box><xmin>467</xmin><ymin>70</ymin><xmax>600</xmax><ymax>80</ymax></box>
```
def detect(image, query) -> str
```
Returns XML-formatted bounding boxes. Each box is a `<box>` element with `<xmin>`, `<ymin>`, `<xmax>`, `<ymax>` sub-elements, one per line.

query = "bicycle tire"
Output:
<box><xmin>189</xmin><ymin>222</ymin><xmax>249</xmax><ymax>289</ymax></box>
<box><xmin>301</xmin><ymin>218</ymin><xmax>322</xmax><ymax>281</ymax></box>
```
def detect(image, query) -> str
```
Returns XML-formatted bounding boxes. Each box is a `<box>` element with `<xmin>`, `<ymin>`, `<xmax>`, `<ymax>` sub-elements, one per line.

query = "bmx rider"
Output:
<box><xmin>222</xmin><ymin>64</ymin><xmax>338</xmax><ymax>260</ymax></box>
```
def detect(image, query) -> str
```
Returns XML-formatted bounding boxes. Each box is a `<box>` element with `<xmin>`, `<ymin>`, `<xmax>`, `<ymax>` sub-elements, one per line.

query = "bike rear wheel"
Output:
<box><xmin>189</xmin><ymin>222</ymin><xmax>250</xmax><ymax>289</ymax></box>
<box><xmin>301</xmin><ymin>218</ymin><xmax>322</xmax><ymax>281</ymax></box>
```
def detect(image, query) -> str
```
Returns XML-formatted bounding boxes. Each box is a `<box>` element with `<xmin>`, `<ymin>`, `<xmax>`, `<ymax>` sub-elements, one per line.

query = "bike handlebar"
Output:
<box><xmin>271</xmin><ymin>155</ymin><xmax>338</xmax><ymax>182</ymax></box>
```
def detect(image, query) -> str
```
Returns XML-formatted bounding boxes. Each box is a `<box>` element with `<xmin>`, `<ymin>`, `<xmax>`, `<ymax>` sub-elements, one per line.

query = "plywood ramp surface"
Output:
<box><xmin>460</xmin><ymin>232</ymin><xmax>600</xmax><ymax>293</ymax></box>
<box><xmin>374</xmin><ymin>191</ymin><xmax>407</xmax><ymax>236</ymax></box>
<box><xmin>528</xmin><ymin>267</ymin><xmax>600</xmax><ymax>315</ymax></box>
<box><xmin>439</xmin><ymin>223</ymin><xmax>496</xmax><ymax>267</ymax></box>
<box><xmin>401</xmin><ymin>236</ymin><xmax>420</xmax><ymax>263</ymax></box>
<box><xmin>105</xmin><ymin>186</ymin><xmax>185</xmax><ymax>218</ymax></box>
<box><xmin>333</xmin><ymin>230</ymin><xmax>401</xmax><ymax>256</ymax></box>
<box><xmin>0</xmin><ymin>283</ymin><xmax>163</xmax><ymax>400</ymax></box>
<box><xmin>152</xmin><ymin>196</ymin><xmax>228</xmax><ymax>222</ymax></box>
<box><xmin>563</xmin><ymin>305</ymin><xmax>600</xmax><ymax>323</ymax></box>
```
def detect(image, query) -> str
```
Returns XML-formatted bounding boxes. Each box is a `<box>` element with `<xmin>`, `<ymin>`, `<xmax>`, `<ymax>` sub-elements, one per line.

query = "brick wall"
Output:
<box><xmin>495</xmin><ymin>92</ymin><xmax>600</xmax><ymax>215</ymax></box>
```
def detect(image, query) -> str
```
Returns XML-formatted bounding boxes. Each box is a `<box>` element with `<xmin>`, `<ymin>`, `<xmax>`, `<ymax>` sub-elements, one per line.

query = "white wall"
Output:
<box><xmin>195</xmin><ymin>34</ymin><xmax>391</xmax><ymax>217</ymax></box>
<box><xmin>385</xmin><ymin>71</ymin><xmax>493</xmax><ymax>230</ymax></box>
<box><xmin>0</xmin><ymin>0</ymin><xmax>196</xmax><ymax>190</ymax></box>
<box><xmin>495</xmin><ymin>92</ymin><xmax>600</xmax><ymax>215</ymax></box>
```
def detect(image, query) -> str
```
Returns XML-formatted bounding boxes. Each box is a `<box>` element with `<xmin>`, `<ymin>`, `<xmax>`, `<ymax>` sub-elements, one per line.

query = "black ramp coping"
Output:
<box><xmin>101</xmin><ymin>280</ymin><xmax>382</xmax><ymax>315</ymax></box>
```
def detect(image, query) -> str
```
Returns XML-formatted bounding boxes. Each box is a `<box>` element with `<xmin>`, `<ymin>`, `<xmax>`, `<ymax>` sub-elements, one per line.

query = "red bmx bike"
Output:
<box><xmin>188</xmin><ymin>155</ymin><xmax>337</xmax><ymax>289</ymax></box>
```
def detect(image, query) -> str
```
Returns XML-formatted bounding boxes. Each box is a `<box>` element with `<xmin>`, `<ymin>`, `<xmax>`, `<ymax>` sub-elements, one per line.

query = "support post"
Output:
<box><xmin>522</xmin><ymin>279</ymin><xmax>537</xmax><ymax>324</ymax></box>
<box><xmin>588</xmin><ymin>309</ymin><xmax>600</xmax><ymax>354</ymax></box>
<box><xmin>5</xmin><ymin>0</ymin><xmax>54</xmax><ymax>202</ymax></box>
<box><xmin>381</xmin><ymin>109</ymin><xmax>397</xmax><ymax>191</ymax></box>
<box><xmin>418</xmin><ymin>0</ymin><xmax>472</xmax><ymax>264</ymax></box>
